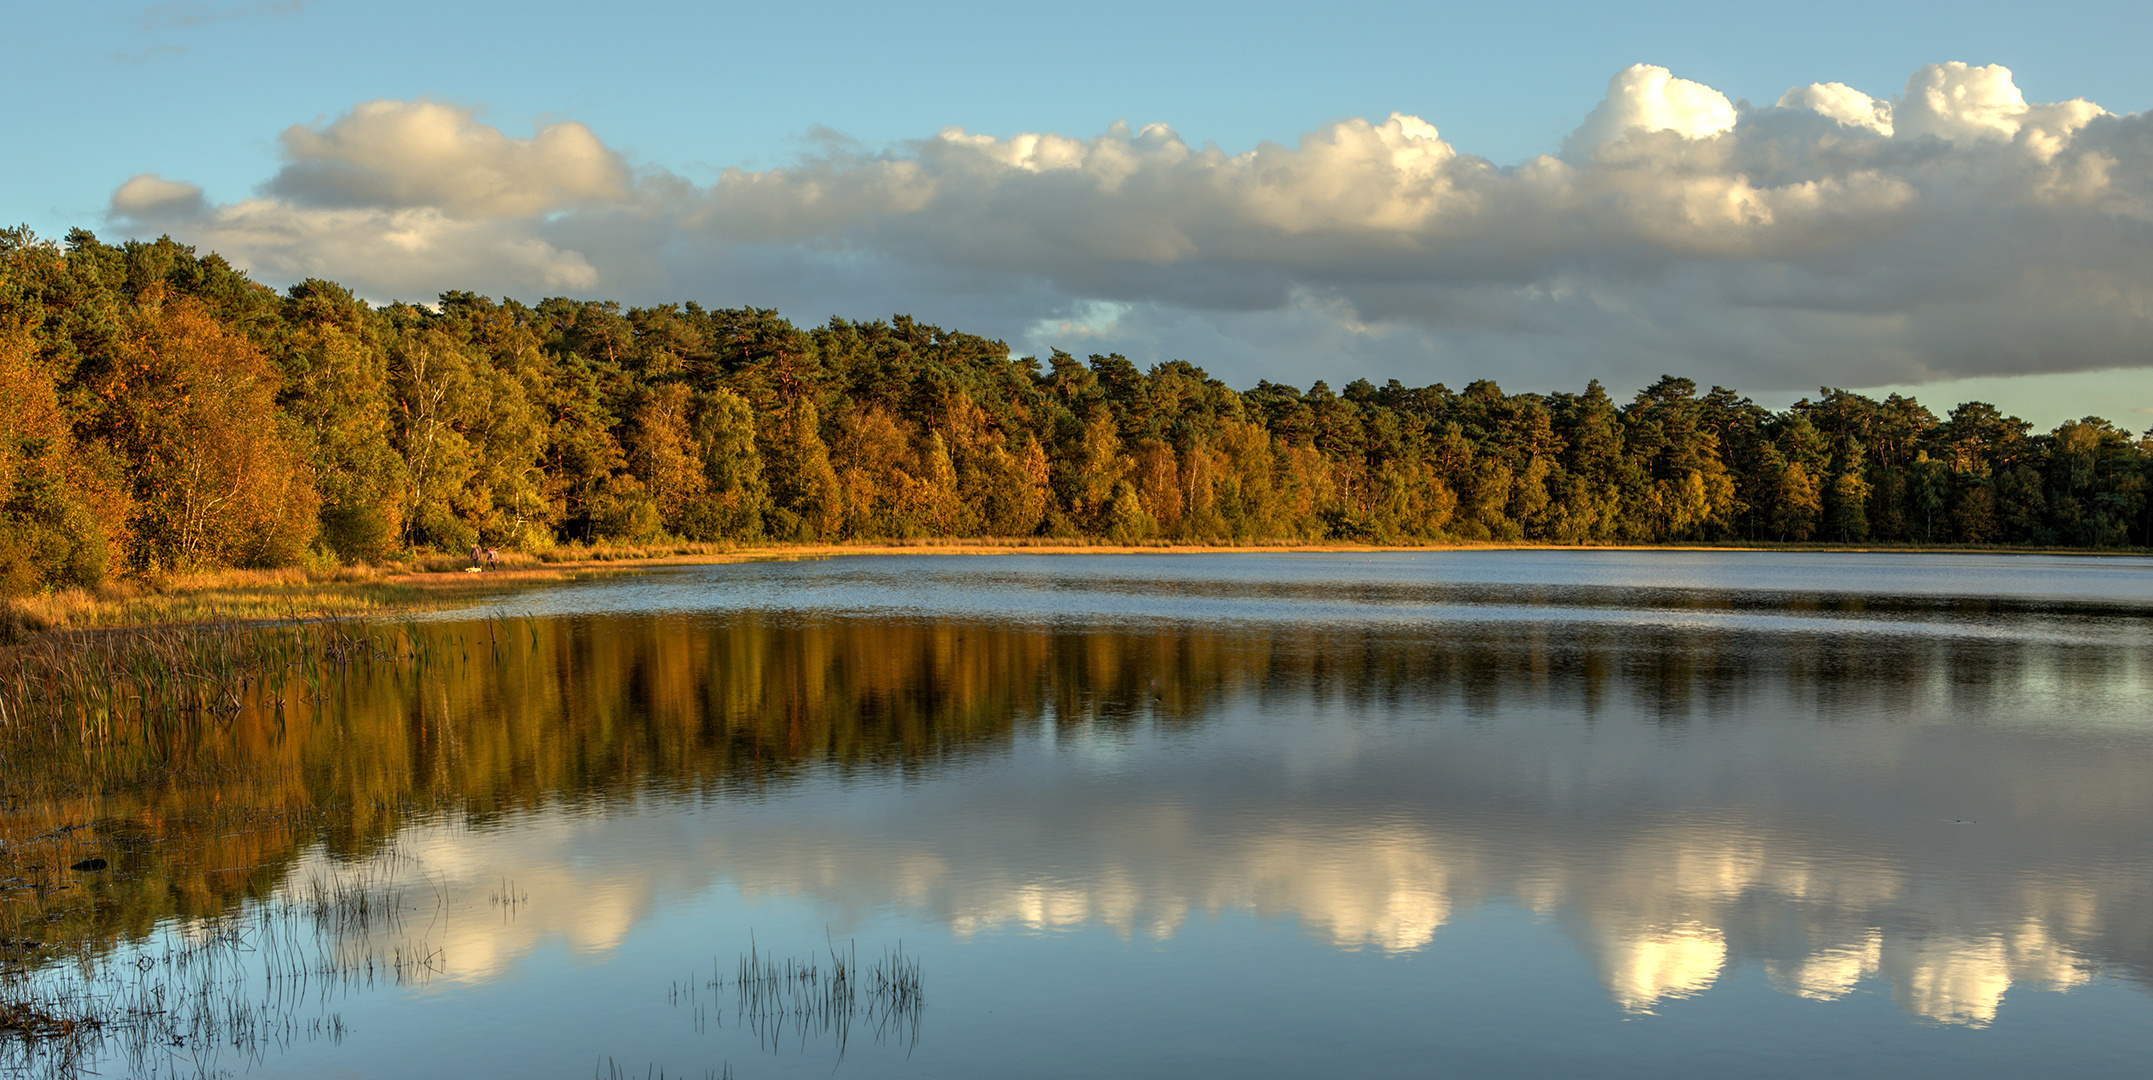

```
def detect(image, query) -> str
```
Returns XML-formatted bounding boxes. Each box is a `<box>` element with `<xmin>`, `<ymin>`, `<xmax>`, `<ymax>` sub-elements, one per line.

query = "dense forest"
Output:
<box><xmin>2</xmin><ymin>226</ymin><xmax>2148</xmax><ymax>594</ymax></box>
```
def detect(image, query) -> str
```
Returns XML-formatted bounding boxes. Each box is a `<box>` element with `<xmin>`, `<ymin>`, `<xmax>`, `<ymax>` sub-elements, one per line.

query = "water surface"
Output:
<box><xmin>13</xmin><ymin>551</ymin><xmax>2153</xmax><ymax>1078</ymax></box>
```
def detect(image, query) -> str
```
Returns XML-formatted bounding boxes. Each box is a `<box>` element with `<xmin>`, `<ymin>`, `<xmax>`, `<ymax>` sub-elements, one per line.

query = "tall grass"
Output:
<box><xmin>0</xmin><ymin>571</ymin><xmax>427</xmax><ymax>640</ymax></box>
<box><xmin>0</xmin><ymin>616</ymin><xmax>428</xmax><ymax>752</ymax></box>
<box><xmin>665</xmin><ymin>936</ymin><xmax>924</xmax><ymax>1059</ymax></box>
<box><xmin>0</xmin><ymin>557</ymin><xmax>564</xmax><ymax>639</ymax></box>
<box><xmin>1</xmin><ymin>840</ymin><xmax>444</xmax><ymax>1080</ymax></box>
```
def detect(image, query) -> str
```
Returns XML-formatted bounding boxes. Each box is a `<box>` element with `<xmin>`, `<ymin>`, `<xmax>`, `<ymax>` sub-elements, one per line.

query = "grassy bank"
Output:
<box><xmin>4</xmin><ymin>536</ymin><xmax>2145</xmax><ymax>643</ymax></box>
<box><xmin>0</xmin><ymin>537</ymin><xmax>1367</xmax><ymax>639</ymax></box>
<box><xmin>0</xmin><ymin>556</ymin><xmax>614</xmax><ymax>642</ymax></box>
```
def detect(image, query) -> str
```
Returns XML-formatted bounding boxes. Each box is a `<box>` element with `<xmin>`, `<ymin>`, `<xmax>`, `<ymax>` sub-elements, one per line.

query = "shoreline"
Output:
<box><xmin>499</xmin><ymin>537</ymin><xmax>2151</xmax><ymax>570</ymax></box>
<box><xmin>4</xmin><ymin>538</ymin><xmax>2145</xmax><ymax>641</ymax></box>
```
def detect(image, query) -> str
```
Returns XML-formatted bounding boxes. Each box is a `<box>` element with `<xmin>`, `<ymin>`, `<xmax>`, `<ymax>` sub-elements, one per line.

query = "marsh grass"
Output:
<box><xmin>0</xmin><ymin>556</ymin><xmax>583</xmax><ymax>640</ymax></box>
<box><xmin>540</xmin><ymin>540</ymin><xmax>744</xmax><ymax>563</ymax></box>
<box><xmin>0</xmin><ymin>842</ymin><xmax>445</xmax><ymax>1080</ymax></box>
<box><xmin>8</xmin><ymin>537</ymin><xmax>2128</xmax><ymax>643</ymax></box>
<box><xmin>0</xmin><ymin>616</ymin><xmax>429</xmax><ymax>752</ymax></box>
<box><xmin>299</xmin><ymin>858</ymin><xmax>427</xmax><ymax>940</ymax></box>
<box><xmin>488</xmin><ymin>877</ymin><xmax>529</xmax><ymax>924</ymax></box>
<box><xmin>664</xmin><ymin>936</ymin><xmax>924</xmax><ymax>1061</ymax></box>
<box><xmin>596</xmin><ymin>1059</ymin><xmax>733</xmax><ymax>1080</ymax></box>
<box><xmin>0</xmin><ymin>572</ymin><xmax>413</xmax><ymax>641</ymax></box>
<box><xmin>536</xmin><ymin>535</ymin><xmax>1344</xmax><ymax>565</ymax></box>
<box><xmin>0</xmin><ymin>612</ymin><xmax>461</xmax><ymax>1078</ymax></box>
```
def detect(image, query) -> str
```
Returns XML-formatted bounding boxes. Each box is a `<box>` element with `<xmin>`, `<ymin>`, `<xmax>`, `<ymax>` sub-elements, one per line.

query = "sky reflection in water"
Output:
<box><xmin>43</xmin><ymin>552</ymin><xmax>2153</xmax><ymax>1078</ymax></box>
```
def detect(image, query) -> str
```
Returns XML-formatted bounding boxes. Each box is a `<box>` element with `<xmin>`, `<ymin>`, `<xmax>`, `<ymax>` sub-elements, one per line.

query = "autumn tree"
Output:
<box><xmin>94</xmin><ymin>291</ymin><xmax>316</xmax><ymax>569</ymax></box>
<box><xmin>278</xmin><ymin>278</ymin><xmax>404</xmax><ymax>561</ymax></box>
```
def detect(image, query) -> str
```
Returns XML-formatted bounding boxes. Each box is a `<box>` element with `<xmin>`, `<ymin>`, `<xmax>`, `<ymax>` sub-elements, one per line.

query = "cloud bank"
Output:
<box><xmin>109</xmin><ymin>62</ymin><xmax>2153</xmax><ymax>395</ymax></box>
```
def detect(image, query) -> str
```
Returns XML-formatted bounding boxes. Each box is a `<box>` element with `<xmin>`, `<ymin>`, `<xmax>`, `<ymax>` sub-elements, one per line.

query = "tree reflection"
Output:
<box><xmin>5</xmin><ymin>601</ymin><xmax>2149</xmax><ymax>1028</ymax></box>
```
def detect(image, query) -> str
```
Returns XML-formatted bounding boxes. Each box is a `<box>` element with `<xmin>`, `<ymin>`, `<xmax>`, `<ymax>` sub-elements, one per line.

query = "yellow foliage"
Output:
<box><xmin>100</xmin><ymin>292</ymin><xmax>318</xmax><ymax>569</ymax></box>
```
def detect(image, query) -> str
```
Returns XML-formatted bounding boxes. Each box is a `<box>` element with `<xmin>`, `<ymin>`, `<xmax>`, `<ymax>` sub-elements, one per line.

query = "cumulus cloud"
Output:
<box><xmin>109</xmin><ymin>63</ymin><xmax>2153</xmax><ymax>398</ymax></box>
<box><xmin>111</xmin><ymin>173</ymin><xmax>208</xmax><ymax>221</ymax></box>
<box><xmin>267</xmin><ymin>100</ymin><xmax>631</xmax><ymax>216</ymax></box>
<box><xmin>1568</xmin><ymin>63</ymin><xmax>1739</xmax><ymax>154</ymax></box>
<box><xmin>1775</xmin><ymin>82</ymin><xmax>1892</xmax><ymax>136</ymax></box>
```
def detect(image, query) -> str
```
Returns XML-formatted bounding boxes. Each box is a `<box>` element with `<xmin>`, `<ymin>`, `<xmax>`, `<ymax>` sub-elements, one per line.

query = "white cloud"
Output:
<box><xmin>1893</xmin><ymin>62</ymin><xmax>2110</xmax><ymax>161</ymax></box>
<box><xmin>1897</xmin><ymin>62</ymin><xmax>2033</xmax><ymax>143</ymax></box>
<box><xmin>115</xmin><ymin>195</ymin><xmax>600</xmax><ymax>298</ymax></box>
<box><xmin>1776</xmin><ymin>82</ymin><xmax>1893</xmax><ymax>136</ymax></box>
<box><xmin>1026</xmin><ymin>299</ymin><xmax>1136</xmax><ymax>344</ymax></box>
<box><xmin>108</xmin><ymin>63</ymin><xmax>2153</xmax><ymax>399</ymax></box>
<box><xmin>267</xmin><ymin>100</ymin><xmax>631</xmax><ymax>217</ymax></box>
<box><xmin>1568</xmin><ymin>64</ymin><xmax>1739</xmax><ymax>154</ymax></box>
<box><xmin>111</xmin><ymin>173</ymin><xmax>207</xmax><ymax>220</ymax></box>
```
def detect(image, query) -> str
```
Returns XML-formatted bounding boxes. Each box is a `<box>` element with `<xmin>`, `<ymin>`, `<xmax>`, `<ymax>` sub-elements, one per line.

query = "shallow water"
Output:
<box><xmin>15</xmin><ymin>551</ymin><xmax>2153</xmax><ymax>1078</ymax></box>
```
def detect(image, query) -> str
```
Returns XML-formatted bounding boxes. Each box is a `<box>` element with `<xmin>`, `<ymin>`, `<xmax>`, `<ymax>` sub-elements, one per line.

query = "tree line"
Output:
<box><xmin>3</xmin><ymin>227</ymin><xmax>2148</xmax><ymax>593</ymax></box>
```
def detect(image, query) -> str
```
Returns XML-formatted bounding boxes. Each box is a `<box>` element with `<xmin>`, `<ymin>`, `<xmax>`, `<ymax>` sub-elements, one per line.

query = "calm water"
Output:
<box><xmin>14</xmin><ymin>551</ymin><xmax>2153</xmax><ymax>1078</ymax></box>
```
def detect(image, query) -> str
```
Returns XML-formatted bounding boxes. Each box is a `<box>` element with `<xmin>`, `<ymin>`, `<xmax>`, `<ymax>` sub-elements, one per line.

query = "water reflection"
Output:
<box><xmin>11</xmin><ymin>554</ymin><xmax>2152</xmax><ymax>1049</ymax></box>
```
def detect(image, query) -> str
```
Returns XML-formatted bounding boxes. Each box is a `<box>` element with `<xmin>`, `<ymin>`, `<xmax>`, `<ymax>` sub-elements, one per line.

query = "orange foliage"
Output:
<box><xmin>100</xmin><ymin>291</ymin><xmax>318</xmax><ymax>569</ymax></box>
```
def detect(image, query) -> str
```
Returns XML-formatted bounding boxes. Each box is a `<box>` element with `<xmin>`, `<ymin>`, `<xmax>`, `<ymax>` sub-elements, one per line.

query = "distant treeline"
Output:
<box><xmin>3</xmin><ymin>227</ymin><xmax>2148</xmax><ymax>593</ymax></box>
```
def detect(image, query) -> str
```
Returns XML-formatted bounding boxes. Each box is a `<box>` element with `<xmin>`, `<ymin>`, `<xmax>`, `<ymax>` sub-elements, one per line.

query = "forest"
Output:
<box><xmin>2</xmin><ymin>226</ymin><xmax>2149</xmax><ymax>595</ymax></box>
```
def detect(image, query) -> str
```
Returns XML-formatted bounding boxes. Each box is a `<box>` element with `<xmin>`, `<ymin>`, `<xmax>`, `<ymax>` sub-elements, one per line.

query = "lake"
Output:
<box><xmin>7</xmin><ymin>550</ymin><xmax>2152</xmax><ymax>1079</ymax></box>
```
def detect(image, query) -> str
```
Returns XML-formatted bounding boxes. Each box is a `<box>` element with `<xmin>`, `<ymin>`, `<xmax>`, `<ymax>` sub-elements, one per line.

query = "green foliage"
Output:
<box><xmin>2</xmin><ymin>226</ymin><xmax>2148</xmax><ymax>582</ymax></box>
<box><xmin>1</xmin><ymin>322</ymin><xmax>124</xmax><ymax>594</ymax></box>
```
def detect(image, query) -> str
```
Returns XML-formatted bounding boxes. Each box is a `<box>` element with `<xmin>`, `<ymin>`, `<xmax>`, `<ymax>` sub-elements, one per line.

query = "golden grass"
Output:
<box><xmin>522</xmin><ymin>534</ymin><xmax>2144</xmax><ymax>565</ymax></box>
<box><xmin>0</xmin><ymin>539</ymin><xmax>1349</xmax><ymax>639</ymax></box>
<box><xmin>5</xmin><ymin>535</ymin><xmax>2139</xmax><ymax>644</ymax></box>
<box><xmin>0</xmin><ymin>545</ymin><xmax>682</xmax><ymax>638</ymax></box>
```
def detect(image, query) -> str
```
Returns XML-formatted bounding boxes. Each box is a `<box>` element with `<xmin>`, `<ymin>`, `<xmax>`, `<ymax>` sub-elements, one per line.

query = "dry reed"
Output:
<box><xmin>1</xmin><ymin>841</ymin><xmax>445</xmax><ymax>1080</ymax></box>
<box><xmin>0</xmin><ymin>616</ymin><xmax>429</xmax><ymax>756</ymax></box>
<box><xmin>663</xmin><ymin>935</ymin><xmax>924</xmax><ymax>1059</ymax></box>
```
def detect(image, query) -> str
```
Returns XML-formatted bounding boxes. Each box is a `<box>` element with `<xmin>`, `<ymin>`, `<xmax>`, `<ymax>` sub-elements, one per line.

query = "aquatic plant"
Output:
<box><xmin>0</xmin><ymin>847</ymin><xmax>444</xmax><ymax>1080</ymax></box>
<box><xmin>0</xmin><ymin>614</ymin><xmax>431</xmax><ymax>750</ymax></box>
<box><xmin>595</xmin><ymin>1059</ymin><xmax>732</xmax><ymax>1080</ymax></box>
<box><xmin>662</xmin><ymin>935</ymin><xmax>924</xmax><ymax>1061</ymax></box>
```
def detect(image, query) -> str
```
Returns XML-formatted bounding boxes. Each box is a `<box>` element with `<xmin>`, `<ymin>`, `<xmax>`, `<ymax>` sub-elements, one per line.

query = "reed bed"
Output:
<box><xmin>595</xmin><ymin>1059</ymin><xmax>732</xmax><ymax>1080</ymax></box>
<box><xmin>0</xmin><ymin>614</ymin><xmax>457</xmax><ymax>1078</ymax></box>
<box><xmin>0</xmin><ymin>845</ymin><xmax>445</xmax><ymax>1080</ymax></box>
<box><xmin>0</xmin><ymin>575</ymin><xmax>412</xmax><ymax>641</ymax></box>
<box><xmin>0</xmin><ymin>615</ymin><xmax>429</xmax><ymax>750</ymax></box>
<box><xmin>0</xmin><ymin>556</ymin><xmax>574</xmax><ymax>639</ymax></box>
<box><xmin>296</xmin><ymin>852</ymin><xmax>440</xmax><ymax>943</ymax></box>
<box><xmin>666</xmin><ymin>936</ymin><xmax>924</xmax><ymax>1060</ymax></box>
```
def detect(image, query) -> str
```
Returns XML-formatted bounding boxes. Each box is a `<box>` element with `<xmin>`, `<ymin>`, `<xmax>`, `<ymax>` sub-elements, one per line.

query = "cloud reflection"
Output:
<box><xmin>348</xmin><ymin>746</ymin><xmax>2134</xmax><ymax>1027</ymax></box>
<box><xmin>123</xmin><ymin>558</ymin><xmax>2153</xmax><ymax>1028</ymax></box>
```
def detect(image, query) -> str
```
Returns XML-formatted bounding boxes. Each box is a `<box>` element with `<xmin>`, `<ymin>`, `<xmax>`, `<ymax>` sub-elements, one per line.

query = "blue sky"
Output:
<box><xmin>9</xmin><ymin>1</ymin><xmax>2153</xmax><ymax>427</ymax></box>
